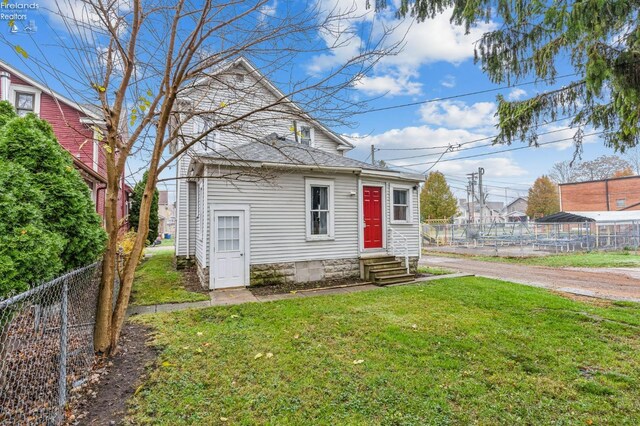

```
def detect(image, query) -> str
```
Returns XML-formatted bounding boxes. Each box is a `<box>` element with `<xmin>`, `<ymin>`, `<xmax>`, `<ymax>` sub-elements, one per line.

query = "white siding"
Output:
<box><xmin>182</xmin><ymin>63</ymin><xmax>346</xmax><ymax>156</ymax></box>
<box><xmin>387</xmin><ymin>182</ymin><xmax>421</xmax><ymax>257</ymax></box>
<box><xmin>204</xmin><ymin>167</ymin><xmax>359</xmax><ymax>265</ymax></box>
<box><xmin>174</xmin><ymin>154</ymin><xmax>191</xmax><ymax>256</ymax></box>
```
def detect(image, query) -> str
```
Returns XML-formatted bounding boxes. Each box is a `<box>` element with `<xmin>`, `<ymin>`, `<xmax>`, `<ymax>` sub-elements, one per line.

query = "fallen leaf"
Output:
<box><xmin>353</xmin><ymin>359</ymin><xmax>364</xmax><ymax>365</ymax></box>
<box><xmin>230</xmin><ymin>314</ymin><xmax>239</xmax><ymax>319</ymax></box>
<box><xmin>161</xmin><ymin>361</ymin><xmax>174</xmax><ymax>368</ymax></box>
<box><xmin>196</xmin><ymin>332</ymin><xmax>203</xmax><ymax>336</ymax></box>
<box><xmin>411</xmin><ymin>324</ymin><xmax>418</xmax><ymax>329</ymax></box>
<box><xmin>220</xmin><ymin>417</ymin><xmax>228</xmax><ymax>422</ymax></box>
<box><xmin>266</xmin><ymin>352</ymin><xmax>273</xmax><ymax>358</ymax></box>
<box><xmin>195</xmin><ymin>348</ymin><xmax>203</xmax><ymax>354</ymax></box>
<box><xmin>254</xmin><ymin>353</ymin><xmax>263</xmax><ymax>359</ymax></box>
<box><xmin>293</xmin><ymin>334</ymin><xmax>300</xmax><ymax>339</ymax></box>
<box><xmin>203</xmin><ymin>342</ymin><xmax>211</xmax><ymax>347</ymax></box>
<box><xmin>290</xmin><ymin>290</ymin><xmax>297</xmax><ymax>294</ymax></box>
<box><xmin>182</xmin><ymin>346</ymin><xmax>190</xmax><ymax>350</ymax></box>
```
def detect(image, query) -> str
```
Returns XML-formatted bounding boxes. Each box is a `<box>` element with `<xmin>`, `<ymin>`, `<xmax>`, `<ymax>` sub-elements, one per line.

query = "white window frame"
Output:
<box><xmin>295</xmin><ymin>122</ymin><xmax>315</xmax><ymax>147</ymax></box>
<box><xmin>616</xmin><ymin>198</ymin><xmax>626</xmax><ymax>208</ymax></box>
<box><xmin>390</xmin><ymin>184</ymin><xmax>413</xmax><ymax>224</ymax></box>
<box><xmin>305</xmin><ymin>178</ymin><xmax>335</xmax><ymax>240</ymax></box>
<box><xmin>197</xmin><ymin>180</ymin><xmax>204</xmax><ymax>241</ymax></box>
<box><xmin>9</xmin><ymin>84</ymin><xmax>41</xmax><ymax>115</ymax></box>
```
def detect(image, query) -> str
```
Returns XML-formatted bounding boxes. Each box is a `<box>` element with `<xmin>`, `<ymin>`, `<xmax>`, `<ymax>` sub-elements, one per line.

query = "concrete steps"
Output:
<box><xmin>361</xmin><ymin>255</ymin><xmax>415</xmax><ymax>286</ymax></box>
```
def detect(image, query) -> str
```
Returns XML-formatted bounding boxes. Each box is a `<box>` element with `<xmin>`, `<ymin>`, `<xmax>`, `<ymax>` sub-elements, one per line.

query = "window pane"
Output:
<box><xmin>393</xmin><ymin>189</ymin><xmax>407</xmax><ymax>205</ymax></box>
<box><xmin>394</xmin><ymin>206</ymin><xmax>407</xmax><ymax>221</ymax></box>
<box><xmin>311</xmin><ymin>211</ymin><xmax>328</xmax><ymax>235</ymax></box>
<box><xmin>311</xmin><ymin>186</ymin><xmax>328</xmax><ymax>210</ymax></box>
<box><xmin>300</xmin><ymin>126</ymin><xmax>312</xmax><ymax>145</ymax></box>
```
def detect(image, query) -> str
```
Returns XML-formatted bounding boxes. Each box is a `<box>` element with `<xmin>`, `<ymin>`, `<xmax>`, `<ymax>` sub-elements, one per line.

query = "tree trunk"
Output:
<box><xmin>93</xmin><ymin>152</ymin><xmax>121</xmax><ymax>355</ymax></box>
<box><xmin>109</xmin><ymin>165</ymin><xmax>159</xmax><ymax>354</ymax></box>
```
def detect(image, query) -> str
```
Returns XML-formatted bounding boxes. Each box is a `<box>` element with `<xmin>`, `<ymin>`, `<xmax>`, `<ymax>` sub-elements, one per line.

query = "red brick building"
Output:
<box><xmin>0</xmin><ymin>60</ymin><xmax>130</xmax><ymax>224</ymax></box>
<box><xmin>559</xmin><ymin>175</ymin><xmax>640</xmax><ymax>212</ymax></box>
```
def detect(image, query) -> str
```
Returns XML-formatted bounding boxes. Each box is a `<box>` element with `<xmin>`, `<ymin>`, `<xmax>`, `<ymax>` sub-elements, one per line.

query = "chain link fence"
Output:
<box><xmin>0</xmin><ymin>262</ymin><xmax>119</xmax><ymax>425</ymax></box>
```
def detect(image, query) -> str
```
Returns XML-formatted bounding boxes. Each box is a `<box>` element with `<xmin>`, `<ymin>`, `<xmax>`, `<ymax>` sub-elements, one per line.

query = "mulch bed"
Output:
<box><xmin>249</xmin><ymin>277</ymin><xmax>368</xmax><ymax>296</ymax></box>
<box><xmin>65</xmin><ymin>323</ymin><xmax>157</xmax><ymax>425</ymax></box>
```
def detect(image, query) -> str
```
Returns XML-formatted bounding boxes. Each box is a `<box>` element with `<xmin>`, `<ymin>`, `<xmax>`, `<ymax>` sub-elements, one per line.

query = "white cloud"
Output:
<box><xmin>507</xmin><ymin>88</ymin><xmax>527</xmax><ymax>101</ymax></box>
<box><xmin>354</xmin><ymin>73</ymin><xmax>422</xmax><ymax>96</ymax></box>
<box><xmin>419</xmin><ymin>100</ymin><xmax>497</xmax><ymax>129</ymax></box>
<box><xmin>431</xmin><ymin>157</ymin><xmax>528</xmax><ymax>177</ymax></box>
<box><xmin>309</xmin><ymin>2</ymin><xmax>496</xmax><ymax>97</ymax></box>
<box><xmin>440</xmin><ymin>75</ymin><xmax>456</xmax><ymax>88</ymax></box>
<box><xmin>259</xmin><ymin>0</ymin><xmax>278</xmax><ymax>21</ymax></box>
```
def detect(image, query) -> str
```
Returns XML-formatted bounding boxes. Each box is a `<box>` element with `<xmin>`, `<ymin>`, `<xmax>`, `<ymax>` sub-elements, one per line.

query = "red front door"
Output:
<box><xmin>363</xmin><ymin>186</ymin><xmax>383</xmax><ymax>249</ymax></box>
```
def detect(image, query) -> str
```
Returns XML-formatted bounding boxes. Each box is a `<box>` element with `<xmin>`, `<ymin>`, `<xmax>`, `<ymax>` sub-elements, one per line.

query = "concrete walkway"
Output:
<box><xmin>127</xmin><ymin>273</ymin><xmax>472</xmax><ymax>316</ymax></box>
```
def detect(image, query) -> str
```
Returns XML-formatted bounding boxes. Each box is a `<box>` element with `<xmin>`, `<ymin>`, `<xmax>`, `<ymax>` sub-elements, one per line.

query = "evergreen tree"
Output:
<box><xmin>526</xmin><ymin>176</ymin><xmax>560</xmax><ymax>219</ymax></box>
<box><xmin>420</xmin><ymin>171</ymin><xmax>458</xmax><ymax>221</ymax></box>
<box><xmin>0</xmin><ymin>102</ymin><xmax>106</xmax><ymax>297</ymax></box>
<box><xmin>129</xmin><ymin>171</ymin><xmax>159</xmax><ymax>244</ymax></box>
<box><xmin>381</xmin><ymin>0</ymin><xmax>640</xmax><ymax>152</ymax></box>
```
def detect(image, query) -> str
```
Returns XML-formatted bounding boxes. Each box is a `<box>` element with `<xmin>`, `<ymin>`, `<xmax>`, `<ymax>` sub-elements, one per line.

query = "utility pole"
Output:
<box><xmin>478</xmin><ymin>167</ymin><xmax>485</xmax><ymax>232</ymax></box>
<box><xmin>370</xmin><ymin>145</ymin><xmax>375</xmax><ymax>166</ymax></box>
<box><xmin>467</xmin><ymin>172</ymin><xmax>478</xmax><ymax>224</ymax></box>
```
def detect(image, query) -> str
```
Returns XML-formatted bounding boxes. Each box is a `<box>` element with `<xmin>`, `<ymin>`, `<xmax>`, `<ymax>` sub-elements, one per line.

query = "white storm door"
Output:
<box><xmin>213</xmin><ymin>211</ymin><xmax>245</xmax><ymax>288</ymax></box>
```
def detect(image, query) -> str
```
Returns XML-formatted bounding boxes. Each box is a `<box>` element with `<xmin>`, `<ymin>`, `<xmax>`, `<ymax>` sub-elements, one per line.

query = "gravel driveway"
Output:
<box><xmin>421</xmin><ymin>255</ymin><xmax>640</xmax><ymax>302</ymax></box>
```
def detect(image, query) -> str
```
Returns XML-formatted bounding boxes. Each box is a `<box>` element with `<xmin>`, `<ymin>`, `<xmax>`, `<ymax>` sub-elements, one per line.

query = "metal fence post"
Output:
<box><xmin>58</xmin><ymin>278</ymin><xmax>68</xmax><ymax>421</ymax></box>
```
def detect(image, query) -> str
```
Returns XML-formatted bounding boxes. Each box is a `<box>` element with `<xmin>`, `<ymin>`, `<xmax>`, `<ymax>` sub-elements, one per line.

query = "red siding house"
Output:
<box><xmin>0</xmin><ymin>60</ymin><xmax>130</xmax><ymax>226</ymax></box>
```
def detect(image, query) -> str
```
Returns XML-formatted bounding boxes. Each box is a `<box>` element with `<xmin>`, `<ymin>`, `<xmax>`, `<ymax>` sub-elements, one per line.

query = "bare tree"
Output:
<box><xmin>548</xmin><ymin>160</ymin><xmax>579</xmax><ymax>184</ymax></box>
<box><xmin>624</xmin><ymin>145</ymin><xmax>640</xmax><ymax>175</ymax></box>
<box><xmin>8</xmin><ymin>0</ymin><xmax>399</xmax><ymax>354</ymax></box>
<box><xmin>574</xmin><ymin>155</ymin><xmax>632</xmax><ymax>182</ymax></box>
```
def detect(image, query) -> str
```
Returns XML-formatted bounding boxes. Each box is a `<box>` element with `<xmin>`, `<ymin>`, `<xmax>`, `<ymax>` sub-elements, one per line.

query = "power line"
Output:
<box><xmin>388</xmin><ymin>131</ymin><xmax>604</xmax><ymax>168</ymax></box>
<box><xmin>374</xmin><ymin>114</ymin><xmax>578</xmax><ymax>153</ymax></box>
<box><xmin>354</xmin><ymin>72</ymin><xmax>579</xmax><ymax>115</ymax></box>
<box><xmin>383</xmin><ymin>126</ymin><xmax>572</xmax><ymax>162</ymax></box>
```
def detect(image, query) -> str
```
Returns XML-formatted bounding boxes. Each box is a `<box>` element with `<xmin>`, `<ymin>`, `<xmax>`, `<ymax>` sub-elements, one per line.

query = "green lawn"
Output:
<box><xmin>418</xmin><ymin>266</ymin><xmax>454</xmax><ymax>275</ymax></box>
<box><xmin>131</xmin><ymin>251</ymin><xmax>209</xmax><ymax>306</ymax></box>
<box><xmin>130</xmin><ymin>278</ymin><xmax>640</xmax><ymax>425</ymax></box>
<box><xmin>427</xmin><ymin>250</ymin><xmax>640</xmax><ymax>268</ymax></box>
<box><xmin>159</xmin><ymin>238</ymin><xmax>175</xmax><ymax>247</ymax></box>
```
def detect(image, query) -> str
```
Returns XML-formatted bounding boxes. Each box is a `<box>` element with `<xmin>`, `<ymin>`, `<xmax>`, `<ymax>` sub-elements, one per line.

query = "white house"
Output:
<box><xmin>172</xmin><ymin>58</ymin><xmax>422</xmax><ymax>290</ymax></box>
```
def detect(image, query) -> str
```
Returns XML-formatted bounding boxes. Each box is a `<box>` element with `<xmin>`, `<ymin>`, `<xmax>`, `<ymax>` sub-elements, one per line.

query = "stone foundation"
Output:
<box><xmin>175</xmin><ymin>255</ymin><xmax>194</xmax><ymax>270</ymax></box>
<box><xmin>397</xmin><ymin>256</ymin><xmax>419</xmax><ymax>274</ymax></box>
<box><xmin>249</xmin><ymin>258</ymin><xmax>360</xmax><ymax>286</ymax></box>
<box><xmin>196</xmin><ymin>261</ymin><xmax>209</xmax><ymax>290</ymax></box>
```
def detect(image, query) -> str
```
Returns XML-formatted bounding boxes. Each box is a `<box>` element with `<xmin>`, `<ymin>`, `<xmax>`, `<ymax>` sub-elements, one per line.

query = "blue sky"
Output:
<box><xmin>0</xmin><ymin>0</ymin><xmax>623</xmax><ymax>204</ymax></box>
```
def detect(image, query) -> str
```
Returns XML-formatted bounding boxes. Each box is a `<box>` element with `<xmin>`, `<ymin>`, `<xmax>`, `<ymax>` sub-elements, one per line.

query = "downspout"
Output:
<box><xmin>0</xmin><ymin>71</ymin><xmax>10</xmax><ymax>101</ymax></box>
<box><xmin>605</xmin><ymin>180</ymin><xmax>610</xmax><ymax>211</ymax></box>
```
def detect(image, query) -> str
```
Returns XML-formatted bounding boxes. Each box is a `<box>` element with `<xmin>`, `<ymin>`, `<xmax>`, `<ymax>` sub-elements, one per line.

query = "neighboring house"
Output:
<box><xmin>559</xmin><ymin>175</ymin><xmax>640</xmax><ymax>212</ymax></box>
<box><xmin>0</xmin><ymin>60</ymin><xmax>131</xmax><ymax>225</ymax></box>
<box><xmin>502</xmin><ymin>197</ymin><xmax>529</xmax><ymax>222</ymax></box>
<box><xmin>172</xmin><ymin>57</ymin><xmax>422</xmax><ymax>290</ymax></box>
<box><xmin>455</xmin><ymin>199</ymin><xmax>505</xmax><ymax>224</ymax></box>
<box><xmin>158</xmin><ymin>190</ymin><xmax>176</xmax><ymax>238</ymax></box>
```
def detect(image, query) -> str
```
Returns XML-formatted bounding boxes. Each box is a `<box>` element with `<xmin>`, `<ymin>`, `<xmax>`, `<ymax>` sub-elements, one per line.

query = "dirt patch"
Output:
<box><xmin>550</xmin><ymin>291</ymin><xmax>614</xmax><ymax>307</ymax></box>
<box><xmin>250</xmin><ymin>277</ymin><xmax>368</xmax><ymax>296</ymax></box>
<box><xmin>181</xmin><ymin>265</ymin><xmax>209</xmax><ymax>296</ymax></box>
<box><xmin>66</xmin><ymin>323</ymin><xmax>157</xmax><ymax>425</ymax></box>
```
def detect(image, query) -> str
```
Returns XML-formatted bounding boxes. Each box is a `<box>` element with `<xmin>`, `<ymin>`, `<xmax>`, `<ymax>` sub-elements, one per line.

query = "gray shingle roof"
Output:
<box><xmin>196</xmin><ymin>134</ymin><xmax>390</xmax><ymax>172</ymax></box>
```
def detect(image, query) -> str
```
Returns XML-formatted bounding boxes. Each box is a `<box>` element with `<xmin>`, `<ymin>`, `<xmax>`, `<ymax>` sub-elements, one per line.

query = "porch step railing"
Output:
<box><xmin>389</xmin><ymin>228</ymin><xmax>410</xmax><ymax>274</ymax></box>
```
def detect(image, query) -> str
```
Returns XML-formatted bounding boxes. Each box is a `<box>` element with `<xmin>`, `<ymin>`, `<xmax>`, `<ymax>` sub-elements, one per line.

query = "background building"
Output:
<box><xmin>559</xmin><ymin>175</ymin><xmax>640</xmax><ymax>212</ymax></box>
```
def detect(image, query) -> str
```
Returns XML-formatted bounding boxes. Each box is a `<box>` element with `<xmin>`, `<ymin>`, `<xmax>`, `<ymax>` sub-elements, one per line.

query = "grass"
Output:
<box><xmin>417</xmin><ymin>266</ymin><xmax>454</xmax><ymax>276</ymax></box>
<box><xmin>131</xmin><ymin>251</ymin><xmax>209</xmax><ymax>306</ymax></box>
<box><xmin>158</xmin><ymin>238</ymin><xmax>175</xmax><ymax>247</ymax></box>
<box><xmin>130</xmin><ymin>277</ymin><xmax>640</xmax><ymax>425</ymax></box>
<box><xmin>427</xmin><ymin>250</ymin><xmax>640</xmax><ymax>268</ymax></box>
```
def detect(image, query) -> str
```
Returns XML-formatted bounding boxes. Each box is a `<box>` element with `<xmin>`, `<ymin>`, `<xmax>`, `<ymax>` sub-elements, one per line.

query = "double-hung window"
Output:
<box><xmin>15</xmin><ymin>92</ymin><xmax>35</xmax><ymax>116</ymax></box>
<box><xmin>391</xmin><ymin>186</ymin><xmax>411</xmax><ymax>223</ymax></box>
<box><xmin>306</xmin><ymin>179</ymin><xmax>334</xmax><ymax>239</ymax></box>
